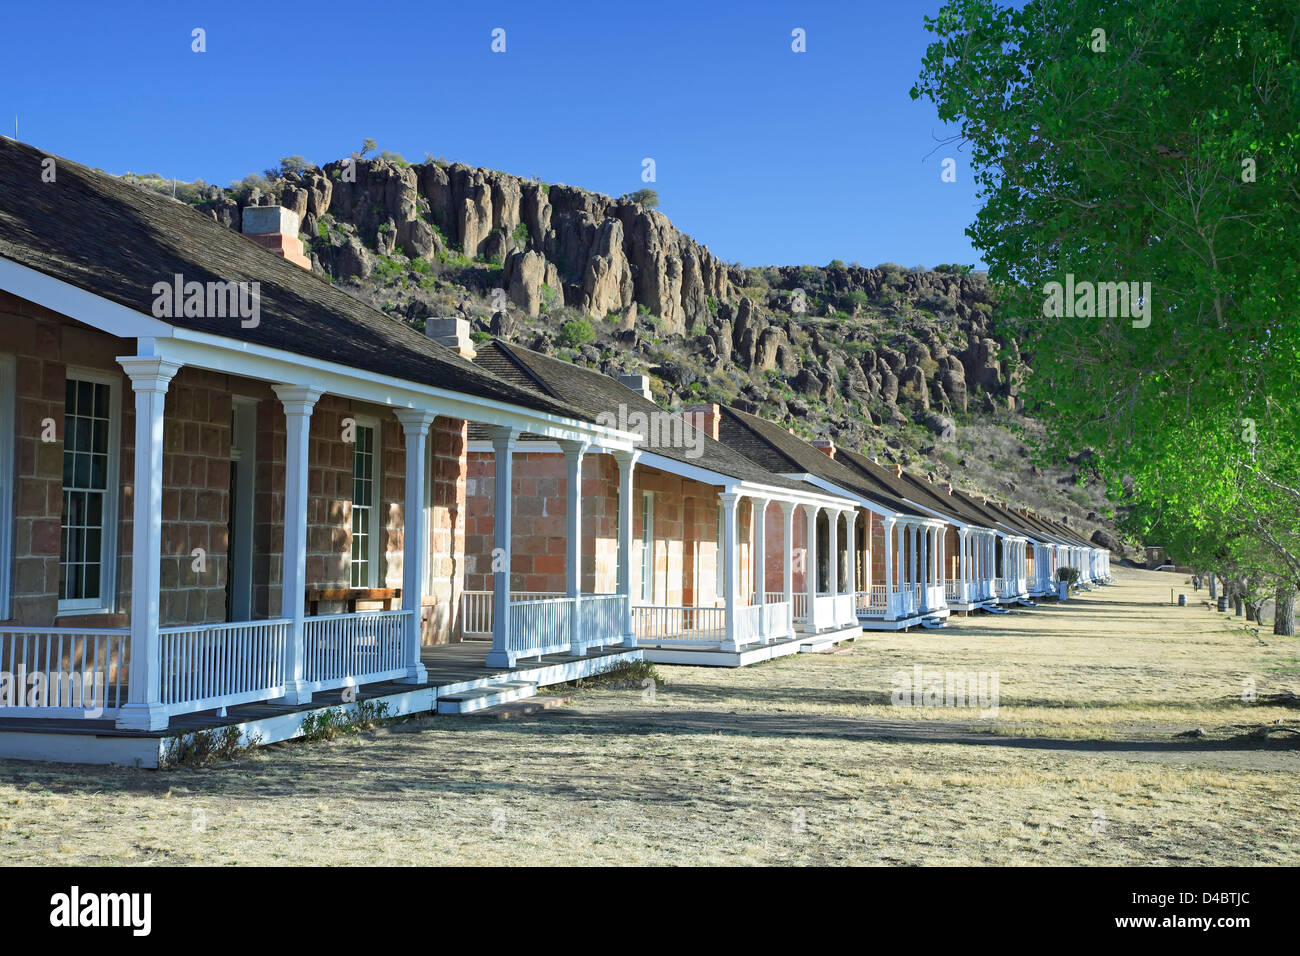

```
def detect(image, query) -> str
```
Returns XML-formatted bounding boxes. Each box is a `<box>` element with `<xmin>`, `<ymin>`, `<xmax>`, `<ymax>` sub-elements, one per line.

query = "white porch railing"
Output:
<box><xmin>945</xmin><ymin>581</ymin><xmax>962</xmax><ymax>601</ymax></box>
<box><xmin>0</xmin><ymin>627</ymin><xmax>129</xmax><ymax>717</ymax></box>
<box><xmin>632</xmin><ymin>605</ymin><xmax>725</xmax><ymax>643</ymax></box>
<box><xmin>736</xmin><ymin>603</ymin><xmax>764</xmax><ymax>644</ymax></box>
<box><xmin>578</xmin><ymin>594</ymin><xmax>628</xmax><ymax>650</ymax></box>
<box><xmin>507</xmin><ymin>597</ymin><xmax>575</xmax><ymax>659</ymax></box>
<box><xmin>160</xmin><ymin>619</ymin><xmax>289</xmax><ymax>715</ymax></box>
<box><xmin>857</xmin><ymin>585</ymin><xmax>887</xmax><ymax>618</ymax></box>
<box><xmin>460</xmin><ymin>590</ymin><xmax>563</xmax><ymax>639</ymax></box>
<box><xmin>890</xmin><ymin>586</ymin><xmax>919</xmax><ymax>619</ymax></box>
<box><xmin>765</xmin><ymin>592</ymin><xmax>808</xmax><ymax>621</ymax></box>
<box><xmin>808</xmin><ymin>594</ymin><xmax>839</xmax><ymax>632</ymax></box>
<box><xmin>303</xmin><ymin>610</ymin><xmax>408</xmax><ymax>692</ymax></box>
<box><xmin>833</xmin><ymin>593</ymin><xmax>856</xmax><ymax>626</ymax></box>
<box><xmin>761</xmin><ymin>601</ymin><xmax>792</xmax><ymax>641</ymax></box>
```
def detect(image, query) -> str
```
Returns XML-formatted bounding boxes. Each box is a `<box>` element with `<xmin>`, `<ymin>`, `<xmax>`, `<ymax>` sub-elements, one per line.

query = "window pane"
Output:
<box><xmin>62</xmin><ymin>378</ymin><xmax>112</xmax><ymax>605</ymax></box>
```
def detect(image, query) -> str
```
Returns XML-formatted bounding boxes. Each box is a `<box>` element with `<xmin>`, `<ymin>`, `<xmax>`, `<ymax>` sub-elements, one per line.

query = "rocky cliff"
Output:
<box><xmin>177</xmin><ymin>155</ymin><xmax>1120</xmax><ymax>549</ymax></box>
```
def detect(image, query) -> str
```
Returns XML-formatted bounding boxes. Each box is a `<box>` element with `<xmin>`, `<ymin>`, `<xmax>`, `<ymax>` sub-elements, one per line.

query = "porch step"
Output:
<box><xmin>919</xmin><ymin>617</ymin><xmax>948</xmax><ymax>629</ymax></box>
<box><xmin>437</xmin><ymin>680</ymin><xmax>538</xmax><ymax>715</ymax></box>
<box><xmin>471</xmin><ymin>695</ymin><xmax>572</xmax><ymax>719</ymax></box>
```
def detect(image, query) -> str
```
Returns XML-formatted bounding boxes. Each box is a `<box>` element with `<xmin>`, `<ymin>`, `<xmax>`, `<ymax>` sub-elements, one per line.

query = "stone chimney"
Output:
<box><xmin>681</xmin><ymin>403</ymin><xmax>720</xmax><ymax>441</ymax></box>
<box><xmin>242</xmin><ymin>206</ymin><xmax>311</xmax><ymax>270</ymax></box>
<box><xmin>424</xmin><ymin>317</ymin><xmax>477</xmax><ymax>359</ymax></box>
<box><xmin>615</xmin><ymin>374</ymin><xmax>652</xmax><ymax>400</ymax></box>
<box><xmin>811</xmin><ymin>438</ymin><xmax>836</xmax><ymax>459</ymax></box>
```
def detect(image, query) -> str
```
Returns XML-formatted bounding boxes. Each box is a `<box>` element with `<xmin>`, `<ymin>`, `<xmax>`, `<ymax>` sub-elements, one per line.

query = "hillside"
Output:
<box><xmin>123</xmin><ymin>155</ymin><xmax>1128</xmax><ymax>554</ymax></box>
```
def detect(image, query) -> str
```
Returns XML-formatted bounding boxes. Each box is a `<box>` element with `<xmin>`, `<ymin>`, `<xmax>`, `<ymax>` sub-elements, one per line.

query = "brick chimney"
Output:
<box><xmin>811</xmin><ymin>438</ymin><xmax>836</xmax><ymax>459</ymax></box>
<box><xmin>681</xmin><ymin>403</ymin><xmax>720</xmax><ymax>441</ymax></box>
<box><xmin>424</xmin><ymin>317</ymin><xmax>477</xmax><ymax>359</ymax></box>
<box><xmin>939</xmin><ymin>481</ymin><xmax>955</xmax><ymax>495</ymax></box>
<box><xmin>893</xmin><ymin>463</ymin><xmax>904</xmax><ymax>478</ymax></box>
<box><xmin>242</xmin><ymin>206</ymin><xmax>311</xmax><ymax>270</ymax></box>
<box><xmin>616</xmin><ymin>374</ymin><xmax>652</xmax><ymax>400</ymax></box>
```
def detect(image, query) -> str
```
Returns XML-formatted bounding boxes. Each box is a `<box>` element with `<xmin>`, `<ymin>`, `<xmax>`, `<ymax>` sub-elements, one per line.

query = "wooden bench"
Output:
<box><xmin>306</xmin><ymin>588</ymin><xmax>401</xmax><ymax>616</ymax></box>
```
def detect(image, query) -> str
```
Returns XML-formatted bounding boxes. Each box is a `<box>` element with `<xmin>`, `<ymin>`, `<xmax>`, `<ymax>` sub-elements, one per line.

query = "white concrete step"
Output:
<box><xmin>437</xmin><ymin>681</ymin><xmax>538</xmax><ymax>715</ymax></box>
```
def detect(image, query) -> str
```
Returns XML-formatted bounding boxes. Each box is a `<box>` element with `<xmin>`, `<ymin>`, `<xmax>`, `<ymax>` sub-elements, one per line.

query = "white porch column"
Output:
<box><xmin>395</xmin><ymin>409</ymin><xmax>439</xmax><ymax>684</ymax></box>
<box><xmin>941</xmin><ymin>528</ymin><xmax>951</xmax><ymax>600</ymax></box>
<box><xmin>845</xmin><ymin>510</ymin><xmax>858</xmax><ymax>624</ymax></box>
<box><xmin>883</xmin><ymin>517</ymin><xmax>896</xmax><ymax>620</ymax></box>
<box><xmin>558</xmin><ymin>440</ymin><xmax>589</xmax><ymax>657</ymax></box>
<box><xmin>910</xmin><ymin>525</ymin><xmax>918</xmax><ymax>597</ymax></box>
<box><xmin>919</xmin><ymin>525</ymin><xmax>929</xmax><ymax>611</ymax></box>
<box><xmin>486</xmin><ymin>427</ymin><xmax>521</xmax><ymax>668</ymax></box>
<box><xmin>720</xmin><ymin>491</ymin><xmax>741</xmax><ymax>650</ymax></box>
<box><xmin>752</xmin><ymin>497</ymin><xmax>768</xmax><ymax>606</ymax></box>
<box><xmin>958</xmin><ymin>529</ymin><xmax>969</xmax><ymax>603</ymax></box>
<box><xmin>614</xmin><ymin>450</ymin><xmax>639</xmax><ymax>646</ymax></box>
<box><xmin>115</xmin><ymin>357</ymin><xmax>182</xmax><ymax>730</ymax></box>
<box><xmin>827</xmin><ymin>507</ymin><xmax>840</xmax><ymax>599</ymax></box>
<box><xmin>804</xmin><ymin>504</ymin><xmax>819</xmax><ymax>629</ymax></box>
<box><xmin>780</xmin><ymin>501</ymin><xmax>795</xmax><ymax>634</ymax></box>
<box><xmin>272</xmin><ymin>384</ymin><xmax>323</xmax><ymax>706</ymax></box>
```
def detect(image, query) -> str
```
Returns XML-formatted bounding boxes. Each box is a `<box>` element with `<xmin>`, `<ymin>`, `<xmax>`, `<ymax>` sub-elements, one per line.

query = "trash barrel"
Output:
<box><xmin>1216</xmin><ymin>597</ymin><xmax>1228</xmax><ymax>612</ymax></box>
<box><xmin>1177</xmin><ymin>594</ymin><xmax>1187</xmax><ymax>606</ymax></box>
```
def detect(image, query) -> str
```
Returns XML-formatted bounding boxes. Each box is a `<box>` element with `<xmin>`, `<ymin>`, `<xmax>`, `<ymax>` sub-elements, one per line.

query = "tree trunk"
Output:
<box><xmin>1208</xmin><ymin>574</ymin><xmax>1218</xmax><ymax>600</ymax></box>
<box><xmin>1275</xmin><ymin>586</ymin><xmax>1296</xmax><ymax>636</ymax></box>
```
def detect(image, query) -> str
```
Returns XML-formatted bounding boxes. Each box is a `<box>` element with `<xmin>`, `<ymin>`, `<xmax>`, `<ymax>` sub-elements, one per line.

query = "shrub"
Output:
<box><xmin>559</xmin><ymin>319</ymin><xmax>596</xmax><ymax>349</ymax></box>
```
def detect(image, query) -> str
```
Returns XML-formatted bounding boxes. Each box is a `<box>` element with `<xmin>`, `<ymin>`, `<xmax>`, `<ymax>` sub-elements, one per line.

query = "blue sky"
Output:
<box><xmin>0</xmin><ymin>0</ymin><xmax>983</xmax><ymax>269</ymax></box>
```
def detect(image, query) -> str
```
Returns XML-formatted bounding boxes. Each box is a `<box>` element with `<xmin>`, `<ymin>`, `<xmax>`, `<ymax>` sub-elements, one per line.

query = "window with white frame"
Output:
<box><xmin>349</xmin><ymin>421</ymin><xmax>380</xmax><ymax>588</ymax></box>
<box><xmin>60</xmin><ymin>370</ymin><xmax>121</xmax><ymax>612</ymax></box>
<box><xmin>0</xmin><ymin>355</ymin><xmax>14</xmax><ymax>619</ymax></box>
<box><xmin>639</xmin><ymin>492</ymin><xmax>654</xmax><ymax>602</ymax></box>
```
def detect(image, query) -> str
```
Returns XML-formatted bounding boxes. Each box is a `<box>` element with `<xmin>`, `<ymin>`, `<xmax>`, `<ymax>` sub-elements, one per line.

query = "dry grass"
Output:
<box><xmin>0</xmin><ymin>569</ymin><xmax>1296</xmax><ymax>865</ymax></box>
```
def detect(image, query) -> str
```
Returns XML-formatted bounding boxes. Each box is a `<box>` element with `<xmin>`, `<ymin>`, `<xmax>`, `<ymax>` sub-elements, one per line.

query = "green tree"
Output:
<box><xmin>278</xmin><ymin>155</ymin><xmax>310</xmax><ymax>177</ymax></box>
<box><xmin>360</xmin><ymin>138</ymin><xmax>377</xmax><ymax>158</ymax></box>
<box><xmin>620</xmin><ymin>188</ymin><xmax>659</xmax><ymax>208</ymax></box>
<box><xmin>912</xmin><ymin>0</ymin><xmax>1300</xmax><ymax>631</ymax></box>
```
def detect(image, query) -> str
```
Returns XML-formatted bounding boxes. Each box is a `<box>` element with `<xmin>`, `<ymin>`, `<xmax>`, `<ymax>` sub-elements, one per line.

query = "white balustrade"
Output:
<box><xmin>460</xmin><ymin>590</ymin><xmax>564</xmax><ymax>639</ymax></box>
<box><xmin>507</xmin><ymin>597</ymin><xmax>575</xmax><ymax>659</ymax></box>
<box><xmin>159</xmin><ymin>619</ymin><xmax>289</xmax><ymax>715</ymax></box>
<box><xmin>632</xmin><ymin>605</ymin><xmax>725</xmax><ymax>643</ymax></box>
<box><xmin>579</xmin><ymin>594</ymin><xmax>628</xmax><ymax>649</ymax></box>
<box><xmin>303</xmin><ymin>610</ymin><xmax>408</xmax><ymax>692</ymax></box>
<box><xmin>0</xmin><ymin>628</ymin><xmax>129</xmax><ymax>717</ymax></box>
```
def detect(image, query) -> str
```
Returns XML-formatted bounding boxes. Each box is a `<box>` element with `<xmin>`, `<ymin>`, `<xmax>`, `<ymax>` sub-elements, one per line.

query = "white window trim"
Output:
<box><xmin>639</xmin><ymin>491</ymin><xmax>654</xmax><ymax>603</ymax></box>
<box><xmin>59</xmin><ymin>367</ymin><xmax>122</xmax><ymax>615</ymax></box>
<box><xmin>0</xmin><ymin>354</ymin><xmax>15</xmax><ymax>619</ymax></box>
<box><xmin>349</xmin><ymin>415</ymin><xmax>381</xmax><ymax>589</ymax></box>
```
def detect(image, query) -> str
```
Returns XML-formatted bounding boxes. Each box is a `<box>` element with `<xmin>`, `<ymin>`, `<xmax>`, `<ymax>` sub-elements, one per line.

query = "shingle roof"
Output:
<box><xmin>474</xmin><ymin>341</ymin><xmax>826</xmax><ymax>494</ymax></box>
<box><xmin>716</xmin><ymin>406</ymin><xmax>927</xmax><ymax>517</ymax></box>
<box><xmin>0</xmin><ymin>138</ymin><xmax>587</xmax><ymax>422</ymax></box>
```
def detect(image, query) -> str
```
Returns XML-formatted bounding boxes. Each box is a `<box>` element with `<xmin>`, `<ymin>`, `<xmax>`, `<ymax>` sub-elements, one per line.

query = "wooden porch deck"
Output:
<box><xmin>0</xmin><ymin>641</ymin><xmax>629</xmax><ymax>740</ymax></box>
